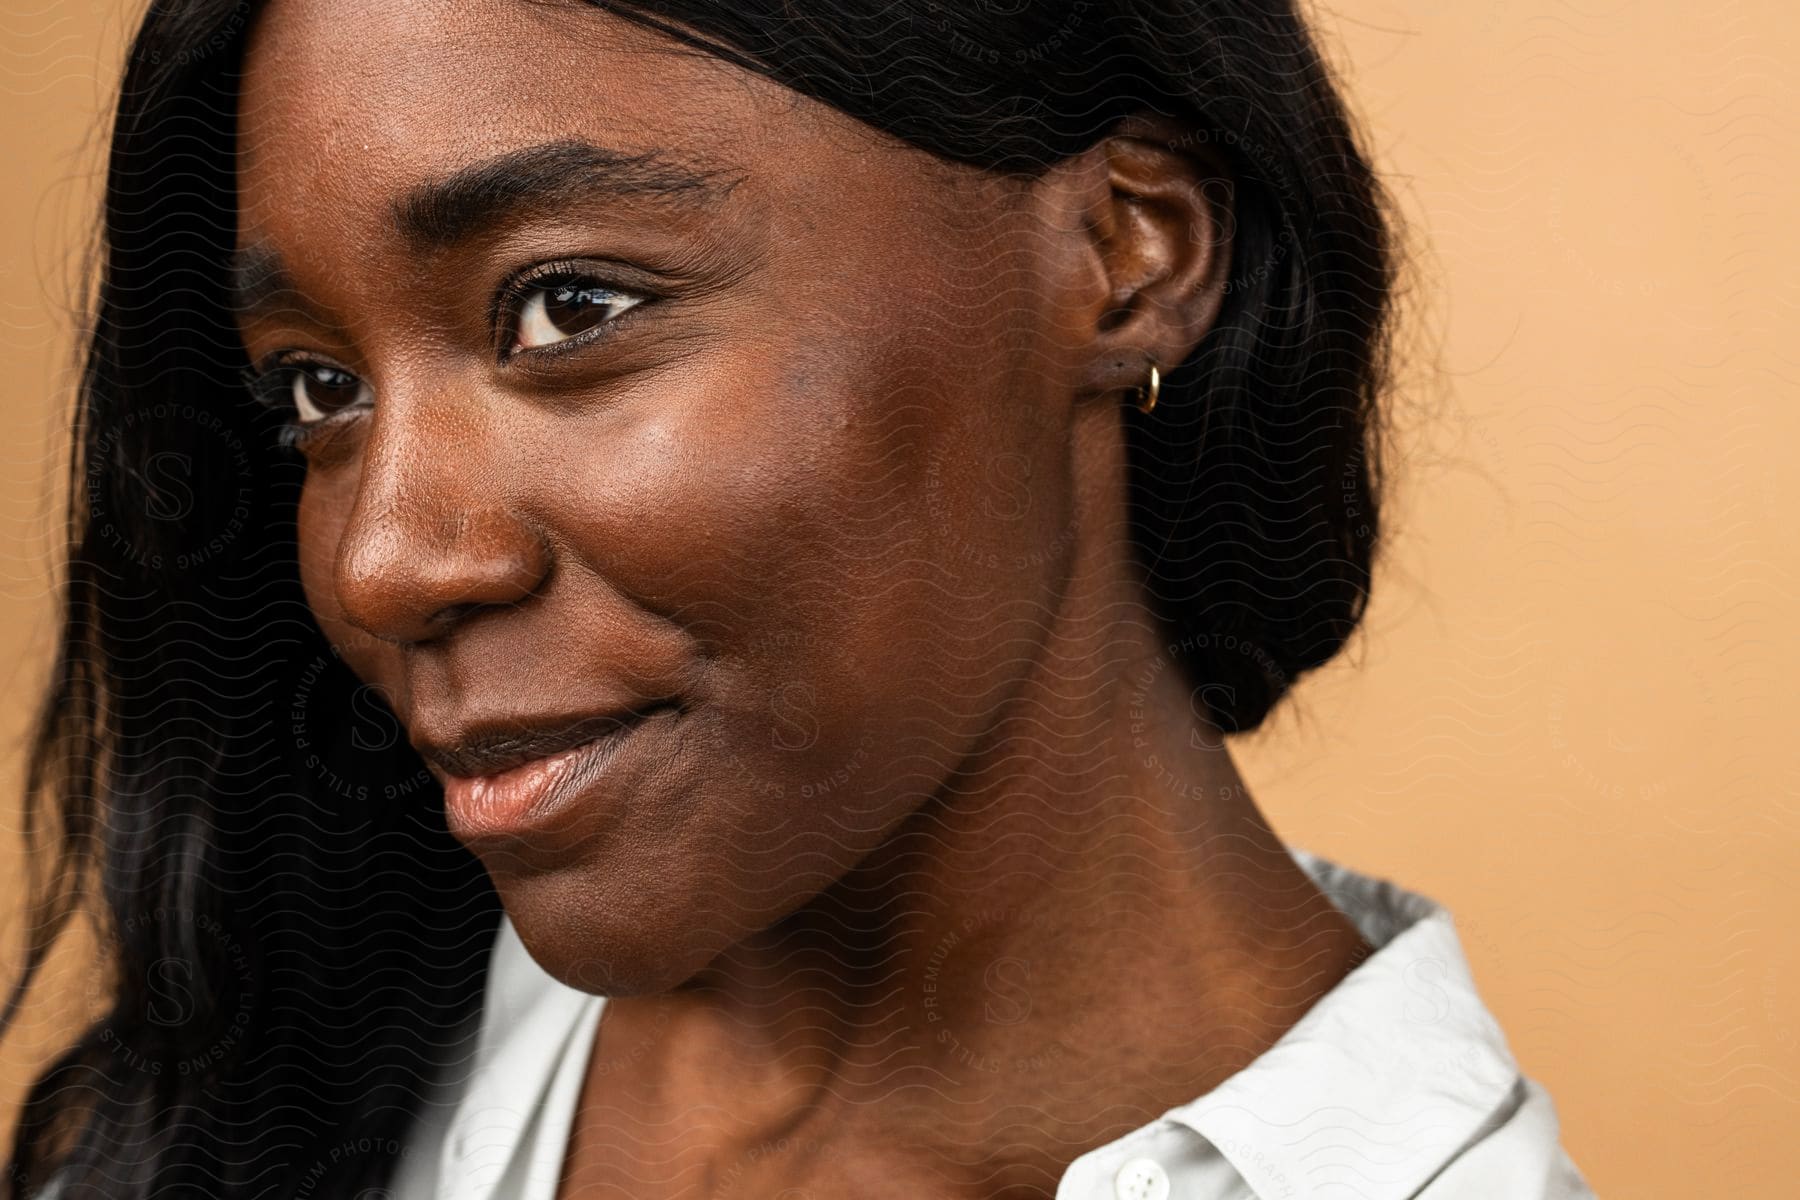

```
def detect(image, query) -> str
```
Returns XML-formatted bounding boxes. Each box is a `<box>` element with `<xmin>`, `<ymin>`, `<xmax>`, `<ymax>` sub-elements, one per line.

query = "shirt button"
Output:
<box><xmin>1113</xmin><ymin>1156</ymin><xmax>1171</xmax><ymax>1200</ymax></box>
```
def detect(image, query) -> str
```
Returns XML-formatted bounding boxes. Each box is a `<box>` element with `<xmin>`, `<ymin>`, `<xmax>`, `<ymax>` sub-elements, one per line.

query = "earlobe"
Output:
<box><xmin>1072</xmin><ymin>112</ymin><xmax>1233</xmax><ymax>401</ymax></box>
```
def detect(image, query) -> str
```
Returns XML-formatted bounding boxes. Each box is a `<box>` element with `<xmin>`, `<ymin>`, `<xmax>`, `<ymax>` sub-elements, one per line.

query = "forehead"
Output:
<box><xmin>235</xmin><ymin>0</ymin><xmax>825</xmax><ymax>226</ymax></box>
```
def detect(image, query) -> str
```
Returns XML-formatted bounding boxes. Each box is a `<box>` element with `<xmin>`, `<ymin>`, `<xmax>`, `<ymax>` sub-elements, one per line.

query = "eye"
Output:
<box><xmin>508</xmin><ymin>273</ymin><xmax>646</xmax><ymax>354</ymax></box>
<box><xmin>243</xmin><ymin>358</ymin><xmax>373</xmax><ymax>433</ymax></box>
<box><xmin>284</xmin><ymin>363</ymin><xmax>372</xmax><ymax>425</ymax></box>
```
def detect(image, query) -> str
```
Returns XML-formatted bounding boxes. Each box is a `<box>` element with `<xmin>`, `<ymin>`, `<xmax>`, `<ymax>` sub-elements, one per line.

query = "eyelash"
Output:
<box><xmin>490</xmin><ymin>259</ymin><xmax>650</xmax><ymax>363</ymax></box>
<box><xmin>237</xmin><ymin>358</ymin><xmax>334</xmax><ymax>452</ymax></box>
<box><xmin>242</xmin><ymin>261</ymin><xmax>652</xmax><ymax>449</ymax></box>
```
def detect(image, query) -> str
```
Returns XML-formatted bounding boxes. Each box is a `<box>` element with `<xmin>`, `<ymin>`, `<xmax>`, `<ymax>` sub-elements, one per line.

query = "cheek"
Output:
<box><xmin>552</xmin><ymin>350</ymin><xmax>889</xmax><ymax>672</ymax></box>
<box><xmin>295</xmin><ymin>483</ymin><xmax>338</xmax><ymax>621</ymax></box>
<box><xmin>550</xmin><ymin>321</ymin><xmax>1061</xmax><ymax>801</ymax></box>
<box><xmin>294</xmin><ymin>471</ymin><xmax>396</xmax><ymax>684</ymax></box>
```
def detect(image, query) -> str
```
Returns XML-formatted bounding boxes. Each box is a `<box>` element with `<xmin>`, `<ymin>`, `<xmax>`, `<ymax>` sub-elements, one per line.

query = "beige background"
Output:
<box><xmin>3</xmin><ymin>1</ymin><xmax>1796</xmax><ymax>1194</ymax></box>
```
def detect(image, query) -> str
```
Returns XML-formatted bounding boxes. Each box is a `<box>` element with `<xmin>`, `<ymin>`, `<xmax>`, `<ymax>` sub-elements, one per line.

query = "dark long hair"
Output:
<box><xmin>5</xmin><ymin>1</ymin><xmax>1395</xmax><ymax>1194</ymax></box>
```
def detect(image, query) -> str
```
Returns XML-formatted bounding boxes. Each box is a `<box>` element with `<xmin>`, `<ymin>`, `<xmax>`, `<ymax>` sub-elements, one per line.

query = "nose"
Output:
<box><xmin>331</xmin><ymin>402</ymin><xmax>551</xmax><ymax>646</ymax></box>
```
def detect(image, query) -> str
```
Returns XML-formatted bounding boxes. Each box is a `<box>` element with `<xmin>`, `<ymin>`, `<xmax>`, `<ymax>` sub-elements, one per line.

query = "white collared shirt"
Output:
<box><xmin>388</xmin><ymin>851</ymin><xmax>1597</xmax><ymax>1199</ymax></box>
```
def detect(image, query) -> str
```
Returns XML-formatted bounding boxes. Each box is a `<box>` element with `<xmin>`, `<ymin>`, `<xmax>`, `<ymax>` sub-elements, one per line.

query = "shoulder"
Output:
<box><xmin>1419</xmin><ymin>1074</ymin><xmax>1598</xmax><ymax>1198</ymax></box>
<box><xmin>1190</xmin><ymin>849</ymin><xmax>1601</xmax><ymax>1199</ymax></box>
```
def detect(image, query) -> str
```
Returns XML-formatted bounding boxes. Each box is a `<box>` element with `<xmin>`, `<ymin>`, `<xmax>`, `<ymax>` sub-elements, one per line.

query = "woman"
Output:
<box><xmin>5</xmin><ymin>0</ymin><xmax>1595</xmax><ymax>1196</ymax></box>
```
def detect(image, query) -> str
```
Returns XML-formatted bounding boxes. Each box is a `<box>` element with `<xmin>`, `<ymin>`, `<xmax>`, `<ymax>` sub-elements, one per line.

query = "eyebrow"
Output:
<box><xmin>227</xmin><ymin>241</ymin><xmax>312</xmax><ymax>327</ymax></box>
<box><xmin>393</xmin><ymin>137</ymin><xmax>744</xmax><ymax>249</ymax></box>
<box><xmin>228</xmin><ymin>138</ymin><xmax>744</xmax><ymax>323</ymax></box>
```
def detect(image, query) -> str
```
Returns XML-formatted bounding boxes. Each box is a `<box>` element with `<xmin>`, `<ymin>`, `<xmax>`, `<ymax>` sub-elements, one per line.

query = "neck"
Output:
<box><xmin>596</xmin><ymin>405</ymin><xmax>1372</xmax><ymax>1192</ymax></box>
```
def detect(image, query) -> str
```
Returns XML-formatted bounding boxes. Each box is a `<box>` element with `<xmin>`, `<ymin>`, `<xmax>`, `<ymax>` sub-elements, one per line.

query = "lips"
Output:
<box><xmin>417</xmin><ymin>711</ymin><xmax>650</xmax><ymax>779</ymax></box>
<box><xmin>415</xmin><ymin>704</ymin><xmax>675</xmax><ymax>842</ymax></box>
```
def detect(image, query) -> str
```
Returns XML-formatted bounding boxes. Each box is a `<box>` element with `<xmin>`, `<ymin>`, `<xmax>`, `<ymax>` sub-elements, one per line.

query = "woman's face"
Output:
<box><xmin>234</xmin><ymin>0</ymin><xmax>1116</xmax><ymax>992</ymax></box>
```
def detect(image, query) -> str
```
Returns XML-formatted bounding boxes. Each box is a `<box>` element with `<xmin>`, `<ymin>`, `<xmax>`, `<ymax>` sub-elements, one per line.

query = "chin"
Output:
<box><xmin>487</xmin><ymin>865</ymin><xmax>701</xmax><ymax>995</ymax></box>
<box><xmin>485</xmin><ymin>855</ymin><xmax>762</xmax><ymax>997</ymax></box>
<box><xmin>460</xmin><ymin>738</ymin><xmax>908</xmax><ymax>996</ymax></box>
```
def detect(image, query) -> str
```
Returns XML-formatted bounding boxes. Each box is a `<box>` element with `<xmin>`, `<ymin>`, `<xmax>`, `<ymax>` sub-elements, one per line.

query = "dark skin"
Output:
<box><xmin>233</xmin><ymin>2</ymin><xmax>1372</xmax><ymax>1195</ymax></box>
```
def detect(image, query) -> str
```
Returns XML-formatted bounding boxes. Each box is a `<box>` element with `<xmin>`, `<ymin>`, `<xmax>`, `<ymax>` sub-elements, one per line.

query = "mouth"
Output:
<box><xmin>418</xmin><ymin>704</ymin><xmax>677</xmax><ymax>842</ymax></box>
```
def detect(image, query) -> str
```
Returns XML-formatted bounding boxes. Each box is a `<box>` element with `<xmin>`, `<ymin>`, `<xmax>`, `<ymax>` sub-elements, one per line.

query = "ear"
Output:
<box><xmin>1049</xmin><ymin>112</ymin><xmax>1233</xmax><ymax>402</ymax></box>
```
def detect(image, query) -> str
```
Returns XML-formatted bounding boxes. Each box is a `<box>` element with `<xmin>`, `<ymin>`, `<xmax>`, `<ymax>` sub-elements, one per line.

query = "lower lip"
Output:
<box><xmin>441</xmin><ymin>714</ymin><xmax>662</xmax><ymax>841</ymax></box>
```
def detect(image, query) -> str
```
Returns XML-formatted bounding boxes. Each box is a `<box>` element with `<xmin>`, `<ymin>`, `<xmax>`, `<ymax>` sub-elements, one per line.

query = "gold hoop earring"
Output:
<box><xmin>1135</xmin><ymin>362</ymin><xmax>1161</xmax><ymax>415</ymax></box>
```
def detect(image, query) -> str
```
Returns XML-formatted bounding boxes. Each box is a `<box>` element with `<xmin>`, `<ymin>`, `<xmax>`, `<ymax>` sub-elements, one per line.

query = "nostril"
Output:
<box><xmin>332</xmin><ymin>499</ymin><xmax>555</xmax><ymax>646</ymax></box>
<box><xmin>423</xmin><ymin>600</ymin><xmax>492</xmax><ymax>636</ymax></box>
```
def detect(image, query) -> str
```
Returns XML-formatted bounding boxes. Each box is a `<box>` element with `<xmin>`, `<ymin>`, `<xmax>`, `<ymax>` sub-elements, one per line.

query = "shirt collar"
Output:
<box><xmin>435</xmin><ymin>915</ymin><xmax>604</xmax><ymax>1200</ymax></box>
<box><xmin>1165</xmin><ymin>850</ymin><xmax>1525</xmax><ymax>1199</ymax></box>
<box><xmin>431</xmin><ymin>853</ymin><xmax>1526</xmax><ymax>1200</ymax></box>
